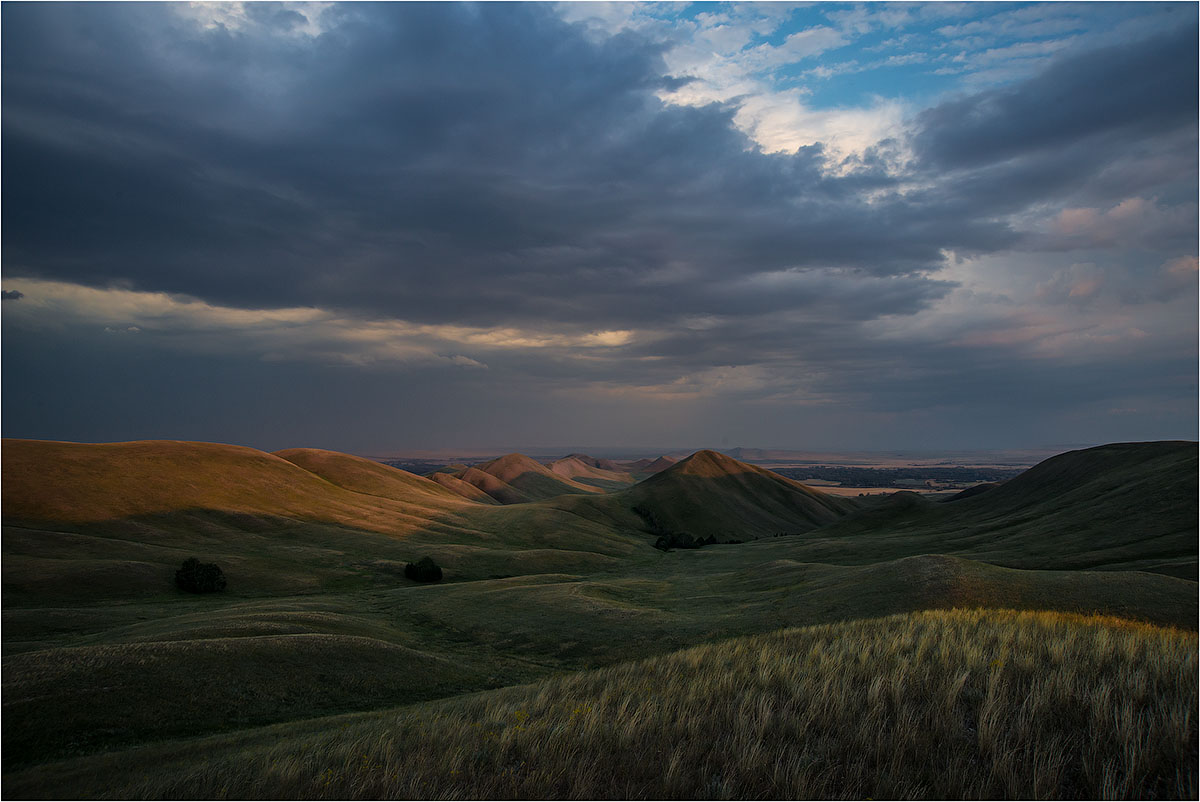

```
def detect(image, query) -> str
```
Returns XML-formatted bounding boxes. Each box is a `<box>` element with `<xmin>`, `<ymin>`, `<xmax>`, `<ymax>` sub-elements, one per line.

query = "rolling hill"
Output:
<box><xmin>546</xmin><ymin>455</ymin><xmax>636</xmax><ymax>491</ymax></box>
<box><xmin>2</xmin><ymin>437</ymin><xmax>1196</xmax><ymax>800</ymax></box>
<box><xmin>624</xmin><ymin>455</ymin><xmax>678</xmax><ymax>473</ymax></box>
<box><xmin>466</xmin><ymin>453</ymin><xmax>604</xmax><ymax>501</ymax></box>
<box><xmin>426</xmin><ymin>471</ymin><xmax>500</xmax><ymax>504</ymax></box>
<box><xmin>0</xmin><ymin>439</ymin><xmax>644</xmax><ymax>607</ymax></box>
<box><xmin>2</xmin><ymin>439</ymin><xmax>470</xmax><ymax>526</ymax></box>
<box><xmin>7</xmin><ymin>609</ymin><xmax>1195</xmax><ymax>800</ymax></box>
<box><xmin>560</xmin><ymin>449</ymin><xmax>859</xmax><ymax>543</ymax></box>
<box><xmin>454</xmin><ymin>466</ymin><xmax>533</xmax><ymax>504</ymax></box>
<box><xmin>803</xmin><ymin>440</ymin><xmax>1199</xmax><ymax>578</ymax></box>
<box><xmin>559</xmin><ymin>453</ymin><xmax>624</xmax><ymax>472</ymax></box>
<box><xmin>273</xmin><ymin>448</ymin><xmax>468</xmax><ymax>505</ymax></box>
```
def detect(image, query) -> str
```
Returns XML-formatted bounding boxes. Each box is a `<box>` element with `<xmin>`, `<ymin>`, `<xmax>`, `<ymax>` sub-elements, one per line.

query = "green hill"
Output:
<box><xmin>802</xmin><ymin>441</ymin><xmax>1199</xmax><ymax>578</ymax></box>
<box><xmin>7</xmin><ymin>609</ymin><xmax>1194</xmax><ymax>800</ymax></box>
<box><xmin>558</xmin><ymin>449</ymin><xmax>858</xmax><ymax>543</ymax></box>
<box><xmin>2</xmin><ymin>438</ymin><xmax>1195</xmax><ymax>799</ymax></box>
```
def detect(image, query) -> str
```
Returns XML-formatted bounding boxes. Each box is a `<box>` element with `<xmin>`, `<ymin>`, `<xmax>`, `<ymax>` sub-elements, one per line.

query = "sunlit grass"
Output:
<box><xmin>10</xmin><ymin>608</ymin><xmax>1196</xmax><ymax>800</ymax></box>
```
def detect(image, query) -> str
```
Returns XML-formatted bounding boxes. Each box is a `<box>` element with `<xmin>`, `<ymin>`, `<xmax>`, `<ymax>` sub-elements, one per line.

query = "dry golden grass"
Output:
<box><xmin>428</xmin><ymin>471</ymin><xmax>502</xmax><ymax>503</ymax></box>
<box><xmin>475</xmin><ymin>453</ymin><xmax>603</xmax><ymax>494</ymax></box>
<box><xmin>0</xmin><ymin>439</ymin><xmax>475</xmax><ymax>535</ymax></box>
<box><xmin>272</xmin><ymin>448</ymin><xmax>468</xmax><ymax>503</ymax></box>
<box><xmin>548</xmin><ymin>457</ymin><xmax>636</xmax><ymax>487</ymax></box>
<box><xmin>9</xmin><ymin>608</ymin><xmax>1195</xmax><ymax>800</ymax></box>
<box><xmin>457</xmin><ymin>466</ymin><xmax>534</xmax><ymax>504</ymax></box>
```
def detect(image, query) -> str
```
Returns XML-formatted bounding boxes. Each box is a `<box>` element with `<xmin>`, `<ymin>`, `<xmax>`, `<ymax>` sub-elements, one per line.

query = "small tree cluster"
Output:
<box><xmin>175</xmin><ymin>558</ymin><xmax>226</xmax><ymax>593</ymax></box>
<box><xmin>653</xmin><ymin>533</ymin><xmax>717</xmax><ymax>551</ymax></box>
<box><xmin>405</xmin><ymin>556</ymin><xmax>443</xmax><ymax>583</ymax></box>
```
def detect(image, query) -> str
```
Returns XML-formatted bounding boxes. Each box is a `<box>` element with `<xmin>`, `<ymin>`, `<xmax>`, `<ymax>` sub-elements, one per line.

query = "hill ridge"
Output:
<box><xmin>470</xmin><ymin>453</ymin><xmax>604</xmax><ymax>501</ymax></box>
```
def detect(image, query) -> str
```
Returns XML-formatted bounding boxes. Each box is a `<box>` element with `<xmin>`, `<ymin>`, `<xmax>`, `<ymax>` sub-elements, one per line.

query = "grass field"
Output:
<box><xmin>2</xmin><ymin>438</ymin><xmax>1196</xmax><ymax>798</ymax></box>
<box><xmin>5</xmin><ymin>609</ymin><xmax>1195</xmax><ymax>800</ymax></box>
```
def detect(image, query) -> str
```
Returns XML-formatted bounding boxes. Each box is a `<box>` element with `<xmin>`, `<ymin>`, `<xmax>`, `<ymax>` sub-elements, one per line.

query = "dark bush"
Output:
<box><xmin>405</xmin><ymin>556</ymin><xmax>443</xmax><ymax>583</ymax></box>
<box><xmin>175</xmin><ymin>558</ymin><xmax>226</xmax><ymax>593</ymax></box>
<box><xmin>653</xmin><ymin>532</ymin><xmax>706</xmax><ymax>551</ymax></box>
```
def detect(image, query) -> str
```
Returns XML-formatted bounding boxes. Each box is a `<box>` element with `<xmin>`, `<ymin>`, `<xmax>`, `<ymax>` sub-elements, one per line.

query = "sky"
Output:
<box><xmin>2</xmin><ymin>1</ymin><xmax>1197</xmax><ymax>455</ymax></box>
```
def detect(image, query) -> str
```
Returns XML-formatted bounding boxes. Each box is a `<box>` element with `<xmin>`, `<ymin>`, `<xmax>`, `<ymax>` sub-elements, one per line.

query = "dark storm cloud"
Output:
<box><xmin>2</xmin><ymin>290</ymin><xmax>24</xmax><ymax>301</ymax></box>
<box><xmin>2</xmin><ymin>3</ymin><xmax>1197</xmax><ymax>451</ymax></box>
<box><xmin>913</xmin><ymin>26</ymin><xmax>1198</xmax><ymax>171</ymax></box>
<box><xmin>911</xmin><ymin>23</ymin><xmax>1199</xmax><ymax>227</ymax></box>
<box><xmin>2</xmin><ymin>1</ymin><xmax>1003</xmax><ymax>329</ymax></box>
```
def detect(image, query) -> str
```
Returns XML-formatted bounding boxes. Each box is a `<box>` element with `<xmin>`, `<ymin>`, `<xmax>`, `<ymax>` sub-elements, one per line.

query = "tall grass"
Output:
<box><xmin>10</xmin><ymin>608</ymin><xmax>1196</xmax><ymax>799</ymax></box>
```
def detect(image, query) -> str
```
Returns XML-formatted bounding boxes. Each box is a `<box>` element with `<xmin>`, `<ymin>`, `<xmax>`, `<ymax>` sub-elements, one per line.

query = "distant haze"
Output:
<box><xmin>3</xmin><ymin>3</ymin><xmax>1196</xmax><ymax>453</ymax></box>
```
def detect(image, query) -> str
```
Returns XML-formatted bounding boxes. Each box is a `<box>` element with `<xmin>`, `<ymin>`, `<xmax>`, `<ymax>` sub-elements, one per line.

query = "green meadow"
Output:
<box><xmin>2</xmin><ymin>439</ymin><xmax>1196</xmax><ymax>798</ymax></box>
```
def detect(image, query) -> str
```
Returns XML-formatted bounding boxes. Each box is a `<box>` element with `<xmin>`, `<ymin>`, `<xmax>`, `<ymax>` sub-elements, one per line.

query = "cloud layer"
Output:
<box><xmin>2</xmin><ymin>2</ymin><xmax>1196</xmax><ymax>451</ymax></box>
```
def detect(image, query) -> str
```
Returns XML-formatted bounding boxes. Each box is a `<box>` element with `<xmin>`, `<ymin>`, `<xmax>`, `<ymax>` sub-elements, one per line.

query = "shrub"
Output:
<box><xmin>653</xmin><ymin>533</ymin><xmax>708</xmax><ymax>551</ymax></box>
<box><xmin>175</xmin><ymin>558</ymin><xmax>226</xmax><ymax>593</ymax></box>
<box><xmin>405</xmin><ymin>556</ymin><xmax>443</xmax><ymax>583</ymax></box>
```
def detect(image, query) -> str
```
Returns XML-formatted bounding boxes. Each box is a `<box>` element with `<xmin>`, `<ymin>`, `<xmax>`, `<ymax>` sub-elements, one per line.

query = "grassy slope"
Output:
<box><xmin>6</xmin><ymin>609</ymin><xmax>1195</xmax><ymax>800</ymax></box>
<box><xmin>427</xmin><ymin>472</ymin><xmax>500</xmax><ymax>504</ymax></box>
<box><xmin>3</xmin><ymin>438</ymin><xmax>1196</xmax><ymax>794</ymax></box>
<box><xmin>1</xmin><ymin>439</ymin><xmax>653</xmax><ymax>595</ymax></box>
<box><xmin>272</xmin><ymin>448</ymin><xmax>469</xmax><ymax>505</ymax></box>
<box><xmin>799</xmin><ymin>441</ymin><xmax>1199</xmax><ymax>578</ymax></box>
<box><xmin>473</xmin><ymin>453</ymin><xmax>605</xmax><ymax>500</ymax></box>
<box><xmin>1</xmin><ymin>439</ymin><xmax>479</xmax><ymax>535</ymax></box>
<box><xmin>555</xmin><ymin>449</ymin><xmax>860</xmax><ymax>541</ymax></box>
<box><xmin>456</xmin><ymin>466</ymin><xmax>533</xmax><ymax>504</ymax></box>
<box><xmin>5</xmin><ymin>548</ymin><xmax>1193</xmax><ymax>769</ymax></box>
<box><xmin>547</xmin><ymin>457</ymin><xmax>636</xmax><ymax>491</ymax></box>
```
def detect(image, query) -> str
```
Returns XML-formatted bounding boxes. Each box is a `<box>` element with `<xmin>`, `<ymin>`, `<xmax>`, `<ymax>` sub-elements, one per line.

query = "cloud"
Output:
<box><xmin>913</xmin><ymin>26</ymin><xmax>1198</xmax><ymax>171</ymax></box>
<box><xmin>0</xmin><ymin>277</ymin><xmax>647</xmax><ymax>370</ymax></box>
<box><xmin>1031</xmin><ymin>197</ymin><xmax>1198</xmax><ymax>252</ymax></box>
<box><xmin>1</xmin><ymin>290</ymin><xmax>24</xmax><ymax>301</ymax></box>
<box><xmin>3</xmin><ymin>1</ymin><xmax>1000</xmax><ymax>333</ymax></box>
<box><xmin>1</xmin><ymin>3</ymin><xmax>1196</xmax><ymax>449</ymax></box>
<box><xmin>731</xmin><ymin>90</ymin><xmax>906</xmax><ymax>166</ymax></box>
<box><xmin>1035</xmin><ymin>263</ymin><xmax>1105</xmax><ymax>305</ymax></box>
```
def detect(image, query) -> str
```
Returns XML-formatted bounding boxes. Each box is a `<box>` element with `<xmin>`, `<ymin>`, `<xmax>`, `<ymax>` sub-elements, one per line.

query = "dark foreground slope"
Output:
<box><xmin>801</xmin><ymin>441</ymin><xmax>1199</xmax><ymax>578</ymax></box>
<box><xmin>8</xmin><ymin>609</ymin><xmax>1195</xmax><ymax>801</ymax></box>
<box><xmin>5</xmin><ymin>551</ymin><xmax>1194</xmax><ymax>769</ymax></box>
